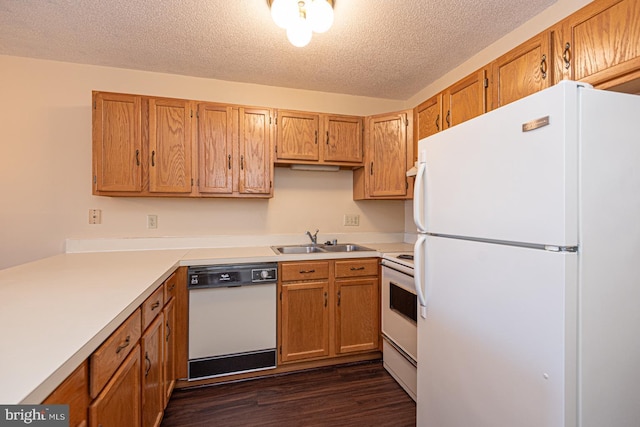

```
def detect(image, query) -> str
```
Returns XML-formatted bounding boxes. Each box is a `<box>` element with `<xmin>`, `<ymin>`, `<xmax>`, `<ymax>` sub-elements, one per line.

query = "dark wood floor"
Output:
<box><xmin>161</xmin><ymin>361</ymin><xmax>416</xmax><ymax>427</ymax></box>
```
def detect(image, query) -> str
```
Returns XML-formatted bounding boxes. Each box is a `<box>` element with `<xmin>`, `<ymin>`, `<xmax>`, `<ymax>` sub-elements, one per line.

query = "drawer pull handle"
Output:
<box><xmin>350</xmin><ymin>266</ymin><xmax>365</xmax><ymax>271</ymax></box>
<box><xmin>167</xmin><ymin>284</ymin><xmax>175</xmax><ymax>292</ymax></box>
<box><xmin>299</xmin><ymin>269</ymin><xmax>316</xmax><ymax>274</ymax></box>
<box><xmin>166</xmin><ymin>320</ymin><xmax>171</xmax><ymax>341</ymax></box>
<box><xmin>337</xmin><ymin>290</ymin><xmax>341</xmax><ymax>306</ymax></box>
<box><xmin>435</xmin><ymin>114</ymin><xmax>440</xmax><ymax>131</ymax></box>
<box><xmin>115</xmin><ymin>336</ymin><xmax>130</xmax><ymax>354</ymax></box>
<box><xmin>324</xmin><ymin>291</ymin><xmax>328</xmax><ymax>307</ymax></box>
<box><xmin>151</xmin><ymin>150</ymin><xmax>156</xmax><ymax>167</ymax></box>
<box><xmin>151</xmin><ymin>301</ymin><xmax>160</xmax><ymax>310</ymax></box>
<box><xmin>144</xmin><ymin>351</ymin><xmax>151</xmax><ymax>377</ymax></box>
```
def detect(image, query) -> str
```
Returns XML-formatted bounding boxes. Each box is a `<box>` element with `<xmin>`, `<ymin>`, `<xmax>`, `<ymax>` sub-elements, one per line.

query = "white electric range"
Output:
<box><xmin>380</xmin><ymin>252</ymin><xmax>417</xmax><ymax>401</ymax></box>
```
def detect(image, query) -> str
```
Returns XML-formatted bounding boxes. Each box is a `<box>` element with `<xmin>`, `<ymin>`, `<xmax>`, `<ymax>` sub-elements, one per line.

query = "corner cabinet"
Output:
<box><xmin>278</xmin><ymin>258</ymin><xmax>380</xmax><ymax>365</ymax></box>
<box><xmin>275</xmin><ymin>109</ymin><xmax>363</xmax><ymax>167</ymax></box>
<box><xmin>93</xmin><ymin>92</ymin><xmax>273</xmax><ymax>198</ymax></box>
<box><xmin>353</xmin><ymin>110</ymin><xmax>413</xmax><ymax>200</ymax></box>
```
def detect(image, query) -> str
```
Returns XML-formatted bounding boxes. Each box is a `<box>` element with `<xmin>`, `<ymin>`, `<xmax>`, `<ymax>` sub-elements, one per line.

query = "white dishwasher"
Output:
<box><xmin>187</xmin><ymin>262</ymin><xmax>278</xmax><ymax>380</ymax></box>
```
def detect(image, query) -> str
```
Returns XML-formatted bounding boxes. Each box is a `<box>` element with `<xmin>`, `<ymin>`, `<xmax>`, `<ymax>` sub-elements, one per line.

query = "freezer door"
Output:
<box><xmin>417</xmin><ymin>236</ymin><xmax>577</xmax><ymax>427</ymax></box>
<box><xmin>417</xmin><ymin>81</ymin><xmax>583</xmax><ymax>246</ymax></box>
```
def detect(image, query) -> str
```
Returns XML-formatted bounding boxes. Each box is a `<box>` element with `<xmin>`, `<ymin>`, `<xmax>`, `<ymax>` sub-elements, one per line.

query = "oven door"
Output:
<box><xmin>381</xmin><ymin>263</ymin><xmax>417</xmax><ymax>362</ymax></box>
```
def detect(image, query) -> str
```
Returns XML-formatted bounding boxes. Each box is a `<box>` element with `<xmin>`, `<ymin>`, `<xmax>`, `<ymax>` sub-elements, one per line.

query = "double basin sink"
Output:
<box><xmin>271</xmin><ymin>243</ymin><xmax>375</xmax><ymax>255</ymax></box>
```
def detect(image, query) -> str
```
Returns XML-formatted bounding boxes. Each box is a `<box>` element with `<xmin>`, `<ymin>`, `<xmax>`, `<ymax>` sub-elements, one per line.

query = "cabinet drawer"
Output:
<box><xmin>163</xmin><ymin>271</ymin><xmax>178</xmax><ymax>303</ymax></box>
<box><xmin>90</xmin><ymin>308</ymin><xmax>142</xmax><ymax>398</ymax></box>
<box><xmin>281</xmin><ymin>261</ymin><xmax>330</xmax><ymax>282</ymax></box>
<box><xmin>142</xmin><ymin>285</ymin><xmax>165</xmax><ymax>331</ymax></box>
<box><xmin>335</xmin><ymin>258</ymin><xmax>379</xmax><ymax>278</ymax></box>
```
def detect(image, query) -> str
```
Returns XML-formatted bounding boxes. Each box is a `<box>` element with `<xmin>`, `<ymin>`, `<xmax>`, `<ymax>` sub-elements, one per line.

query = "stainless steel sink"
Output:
<box><xmin>272</xmin><ymin>245</ymin><xmax>327</xmax><ymax>254</ymax></box>
<box><xmin>321</xmin><ymin>244</ymin><xmax>374</xmax><ymax>252</ymax></box>
<box><xmin>271</xmin><ymin>243</ymin><xmax>375</xmax><ymax>255</ymax></box>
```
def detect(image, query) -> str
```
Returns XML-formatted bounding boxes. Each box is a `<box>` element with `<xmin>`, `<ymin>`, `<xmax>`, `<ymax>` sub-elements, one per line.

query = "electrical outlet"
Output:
<box><xmin>343</xmin><ymin>214</ymin><xmax>360</xmax><ymax>226</ymax></box>
<box><xmin>89</xmin><ymin>209</ymin><xmax>101</xmax><ymax>224</ymax></box>
<box><xmin>147</xmin><ymin>214</ymin><xmax>158</xmax><ymax>229</ymax></box>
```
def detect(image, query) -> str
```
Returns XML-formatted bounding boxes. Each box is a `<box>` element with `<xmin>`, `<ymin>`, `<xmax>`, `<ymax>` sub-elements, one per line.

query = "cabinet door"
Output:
<box><xmin>239</xmin><ymin>107</ymin><xmax>273</xmax><ymax>195</ymax></box>
<box><xmin>414</xmin><ymin>93</ymin><xmax>443</xmax><ymax>162</ymax></box>
<box><xmin>89</xmin><ymin>345</ymin><xmax>141</xmax><ymax>427</ymax></box>
<box><xmin>491</xmin><ymin>31</ymin><xmax>551</xmax><ymax>109</ymax></box>
<box><xmin>556</xmin><ymin>0</ymin><xmax>640</xmax><ymax>88</ymax></box>
<box><xmin>163</xmin><ymin>298</ymin><xmax>176</xmax><ymax>408</ymax></box>
<box><xmin>335</xmin><ymin>278</ymin><xmax>380</xmax><ymax>354</ymax></box>
<box><xmin>43</xmin><ymin>361</ymin><xmax>89</xmax><ymax>427</ymax></box>
<box><xmin>443</xmin><ymin>68</ymin><xmax>488</xmax><ymax>126</ymax></box>
<box><xmin>197</xmin><ymin>103</ymin><xmax>233</xmax><ymax>194</ymax></box>
<box><xmin>93</xmin><ymin>92</ymin><xmax>142</xmax><ymax>193</ymax></box>
<box><xmin>141</xmin><ymin>315</ymin><xmax>164</xmax><ymax>427</ymax></box>
<box><xmin>368</xmin><ymin>112</ymin><xmax>409</xmax><ymax>197</ymax></box>
<box><xmin>148</xmin><ymin>98</ymin><xmax>193</xmax><ymax>193</ymax></box>
<box><xmin>323</xmin><ymin>115</ymin><xmax>363</xmax><ymax>164</ymax></box>
<box><xmin>276</xmin><ymin>110</ymin><xmax>319</xmax><ymax>161</ymax></box>
<box><xmin>280</xmin><ymin>281</ymin><xmax>330</xmax><ymax>362</ymax></box>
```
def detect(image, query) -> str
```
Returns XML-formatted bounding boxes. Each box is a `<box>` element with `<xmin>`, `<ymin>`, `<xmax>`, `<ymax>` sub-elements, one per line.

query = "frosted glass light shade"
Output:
<box><xmin>309</xmin><ymin>0</ymin><xmax>334</xmax><ymax>33</ymax></box>
<box><xmin>286</xmin><ymin>16</ymin><xmax>313</xmax><ymax>47</ymax></box>
<box><xmin>271</xmin><ymin>0</ymin><xmax>298</xmax><ymax>29</ymax></box>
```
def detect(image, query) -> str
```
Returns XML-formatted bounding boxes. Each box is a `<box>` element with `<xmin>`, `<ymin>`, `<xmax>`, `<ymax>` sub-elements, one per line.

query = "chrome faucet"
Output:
<box><xmin>306</xmin><ymin>229</ymin><xmax>319</xmax><ymax>245</ymax></box>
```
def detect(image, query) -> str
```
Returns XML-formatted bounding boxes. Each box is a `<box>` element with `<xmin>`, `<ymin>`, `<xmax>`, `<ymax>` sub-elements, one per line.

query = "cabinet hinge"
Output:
<box><xmin>406</xmin><ymin>181</ymin><xmax>409</xmax><ymax>190</ymax></box>
<box><xmin>93</xmin><ymin>175</ymin><xmax>97</xmax><ymax>184</ymax></box>
<box><xmin>279</xmin><ymin>345</ymin><xmax>282</xmax><ymax>355</ymax></box>
<box><xmin>196</xmin><ymin>110</ymin><xmax>199</xmax><ymax>119</ymax></box>
<box><xmin>270</xmin><ymin>180</ymin><xmax>273</xmax><ymax>189</ymax></box>
<box><xmin>93</xmin><ymin>101</ymin><xmax>97</xmax><ymax>109</ymax></box>
<box><xmin>484</xmin><ymin>77</ymin><xmax>489</xmax><ymax>89</ymax></box>
<box><xmin>191</xmin><ymin>178</ymin><xmax>194</xmax><ymax>187</ymax></box>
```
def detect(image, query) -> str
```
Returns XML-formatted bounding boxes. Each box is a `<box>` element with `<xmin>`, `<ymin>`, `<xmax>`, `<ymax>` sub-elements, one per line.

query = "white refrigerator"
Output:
<box><xmin>413</xmin><ymin>80</ymin><xmax>640</xmax><ymax>427</ymax></box>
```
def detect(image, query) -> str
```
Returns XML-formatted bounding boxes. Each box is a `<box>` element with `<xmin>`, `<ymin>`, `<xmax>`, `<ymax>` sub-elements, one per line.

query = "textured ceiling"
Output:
<box><xmin>0</xmin><ymin>0</ymin><xmax>557</xmax><ymax>100</ymax></box>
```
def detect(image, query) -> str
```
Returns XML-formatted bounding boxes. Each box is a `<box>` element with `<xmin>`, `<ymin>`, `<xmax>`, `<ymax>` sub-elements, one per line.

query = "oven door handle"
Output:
<box><xmin>414</xmin><ymin>235</ymin><xmax>428</xmax><ymax>319</ymax></box>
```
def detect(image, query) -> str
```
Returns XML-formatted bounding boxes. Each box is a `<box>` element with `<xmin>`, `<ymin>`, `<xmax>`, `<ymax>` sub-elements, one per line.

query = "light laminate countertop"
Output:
<box><xmin>0</xmin><ymin>242</ymin><xmax>413</xmax><ymax>404</ymax></box>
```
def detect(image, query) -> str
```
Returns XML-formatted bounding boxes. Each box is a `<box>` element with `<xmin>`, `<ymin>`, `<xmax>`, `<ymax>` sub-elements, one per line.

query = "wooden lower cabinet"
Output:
<box><xmin>43</xmin><ymin>361</ymin><xmax>89</xmax><ymax>427</ymax></box>
<box><xmin>278</xmin><ymin>258</ymin><xmax>380</xmax><ymax>365</ymax></box>
<box><xmin>163</xmin><ymin>298</ymin><xmax>176</xmax><ymax>406</ymax></box>
<box><xmin>141</xmin><ymin>314</ymin><xmax>164</xmax><ymax>427</ymax></box>
<box><xmin>280</xmin><ymin>280</ymin><xmax>331</xmax><ymax>362</ymax></box>
<box><xmin>89</xmin><ymin>345</ymin><xmax>141</xmax><ymax>427</ymax></box>
<box><xmin>335</xmin><ymin>277</ymin><xmax>379</xmax><ymax>354</ymax></box>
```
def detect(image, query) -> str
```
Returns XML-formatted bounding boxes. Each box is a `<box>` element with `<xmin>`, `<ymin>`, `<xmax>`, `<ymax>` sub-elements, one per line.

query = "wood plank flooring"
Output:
<box><xmin>161</xmin><ymin>361</ymin><xmax>416</xmax><ymax>427</ymax></box>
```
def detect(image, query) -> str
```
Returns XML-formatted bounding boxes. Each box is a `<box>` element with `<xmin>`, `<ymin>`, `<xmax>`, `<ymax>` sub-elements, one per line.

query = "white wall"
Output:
<box><xmin>0</xmin><ymin>56</ymin><xmax>406</xmax><ymax>269</ymax></box>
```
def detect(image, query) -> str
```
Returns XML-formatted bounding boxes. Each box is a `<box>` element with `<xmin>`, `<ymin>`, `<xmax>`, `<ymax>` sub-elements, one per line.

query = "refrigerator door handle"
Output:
<box><xmin>413</xmin><ymin>161</ymin><xmax>427</xmax><ymax>233</ymax></box>
<box><xmin>414</xmin><ymin>235</ymin><xmax>428</xmax><ymax>318</ymax></box>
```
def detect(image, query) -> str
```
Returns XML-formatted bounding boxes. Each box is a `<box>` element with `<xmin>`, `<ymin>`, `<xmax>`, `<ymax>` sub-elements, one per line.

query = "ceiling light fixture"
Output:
<box><xmin>268</xmin><ymin>0</ymin><xmax>334</xmax><ymax>48</ymax></box>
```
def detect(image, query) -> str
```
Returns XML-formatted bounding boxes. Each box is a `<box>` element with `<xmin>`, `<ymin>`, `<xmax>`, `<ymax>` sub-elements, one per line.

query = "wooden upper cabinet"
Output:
<box><xmin>238</xmin><ymin>107</ymin><xmax>273</xmax><ymax>195</ymax></box>
<box><xmin>553</xmin><ymin>0</ymin><xmax>640</xmax><ymax>89</ymax></box>
<box><xmin>354</xmin><ymin>110</ymin><xmax>413</xmax><ymax>200</ymax></box>
<box><xmin>93</xmin><ymin>92</ymin><xmax>142</xmax><ymax>193</ymax></box>
<box><xmin>197</xmin><ymin>103</ymin><xmax>233</xmax><ymax>194</ymax></box>
<box><xmin>491</xmin><ymin>31</ymin><xmax>551</xmax><ymax>109</ymax></box>
<box><xmin>444</xmin><ymin>68</ymin><xmax>488</xmax><ymax>125</ymax></box>
<box><xmin>148</xmin><ymin>98</ymin><xmax>193</xmax><ymax>193</ymax></box>
<box><xmin>276</xmin><ymin>110</ymin><xmax>320</xmax><ymax>161</ymax></box>
<box><xmin>275</xmin><ymin>110</ymin><xmax>364</xmax><ymax>166</ymax></box>
<box><xmin>414</xmin><ymin>93</ymin><xmax>442</xmax><ymax>141</ymax></box>
<box><xmin>323</xmin><ymin>115</ymin><xmax>363</xmax><ymax>164</ymax></box>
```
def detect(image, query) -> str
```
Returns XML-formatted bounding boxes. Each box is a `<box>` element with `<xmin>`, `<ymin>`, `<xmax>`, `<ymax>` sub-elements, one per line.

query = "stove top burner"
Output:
<box><xmin>397</xmin><ymin>254</ymin><xmax>414</xmax><ymax>260</ymax></box>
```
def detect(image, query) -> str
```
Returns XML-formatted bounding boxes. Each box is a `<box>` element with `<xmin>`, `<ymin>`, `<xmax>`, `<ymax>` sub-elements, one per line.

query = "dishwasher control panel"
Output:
<box><xmin>188</xmin><ymin>262</ymin><xmax>278</xmax><ymax>289</ymax></box>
